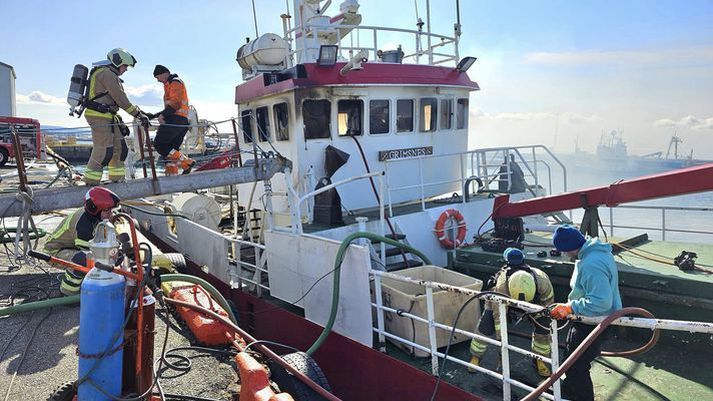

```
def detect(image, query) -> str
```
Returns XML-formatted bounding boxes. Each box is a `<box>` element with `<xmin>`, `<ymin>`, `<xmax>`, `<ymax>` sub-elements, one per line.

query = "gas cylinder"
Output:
<box><xmin>77</xmin><ymin>221</ymin><xmax>126</xmax><ymax>401</ymax></box>
<box><xmin>67</xmin><ymin>64</ymin><xmax>88</xmax><ymax>115</ymax></box>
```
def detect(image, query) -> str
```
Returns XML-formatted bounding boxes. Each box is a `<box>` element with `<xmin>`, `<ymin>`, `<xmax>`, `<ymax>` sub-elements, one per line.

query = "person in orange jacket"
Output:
<box><xmin>146</xmin><ymin>65</ymin><xmax>195</xmax><ymax>175</ymax></box>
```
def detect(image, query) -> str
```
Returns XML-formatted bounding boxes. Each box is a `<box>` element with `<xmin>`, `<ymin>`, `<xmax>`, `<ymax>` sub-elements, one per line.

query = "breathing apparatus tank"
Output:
<box><xmin>78</xmin><ymin>221</ymin><xmax>126</xmax><ymax>401</ymax></box>
<box><xmin>67</xmin><ymin>64</ymin><xmax>89</xmax><ymax>117</ymax></box>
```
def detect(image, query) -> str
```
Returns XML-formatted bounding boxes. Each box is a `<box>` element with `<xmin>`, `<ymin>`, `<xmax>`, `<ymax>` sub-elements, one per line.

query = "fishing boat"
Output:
<box><xmin>1</xmin><ymin>1</ymin><xmax>712</xmax><ymax>400</ymax></box>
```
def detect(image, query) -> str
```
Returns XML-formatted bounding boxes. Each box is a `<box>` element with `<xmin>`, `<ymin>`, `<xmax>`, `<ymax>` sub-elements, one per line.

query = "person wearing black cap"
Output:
<box><xmin>550</xmin><ymin>225</ymin><xmax>622</xmax><ymax>401</ymax></box>
<box><xmin>146</xmin><ymin>64</ymin><xmax>195</xmax><ymax>175</ymax></box>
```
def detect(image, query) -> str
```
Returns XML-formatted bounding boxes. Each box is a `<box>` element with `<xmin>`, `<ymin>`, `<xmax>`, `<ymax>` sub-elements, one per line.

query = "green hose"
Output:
<box><xmin>161</xmin><ymin>273</ymin><xmax>238</xmax><ymax>324</ymax></box>
<box><xmin>0</xmin><ymin>295</ymin><xmax>80</xmax><ymax>317</ymax></box>
<box><xmin>0</xmin><ymin>227</ymin><xmax>47</xmax><ymax>243</ymax></box>
<box><xmin>306</xmin><ymin>231</ymin><xmax>431</xmax><ymax>355</ymax></box>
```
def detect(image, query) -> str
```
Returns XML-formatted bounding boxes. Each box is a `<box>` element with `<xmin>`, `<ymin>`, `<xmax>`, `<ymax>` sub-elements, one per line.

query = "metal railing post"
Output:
<box><xmin>662</xmin><ymin>208</ymin><xmax>666</xmax><ymax>241</ymax></box>
<box><xmin>379</xmin><ymin>173</ymin><xmax>387</xmax><ymax>266</ymax></box>
<box><xmin>459</xmin><ymin>153</ymin><xmax>466</xmax><ymax>204</ymax></box>
<box><xmin>609</xmin><ymin>207</ymin><xmax>614</xmax><ymax>237</ymax></box>
<box><xmin>550</xmin><ymin>318</ymin><xmax>561</xmax><ymax>400</ymax></box>
<box><xmin>426</xmin><ymin>286</ymin><xmax>439</xmax><ymax>376</ymax></box>
<box><xmin>374</xmin><ymin>274</ymin><xmax>386</xmax><ymax>352</ymax></box>
<box><xmin>419</xmin><ymin>157</ymin><xmax>425</xmax><ymax>211</ymax></box>
<box><xmin>498</xmin><ymin>302</ymin><xmax>511</xmax><ymax>399</ymax></box>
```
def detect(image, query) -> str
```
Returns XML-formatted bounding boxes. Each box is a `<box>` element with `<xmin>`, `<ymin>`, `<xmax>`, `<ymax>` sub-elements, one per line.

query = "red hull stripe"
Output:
<box><xmin>235</xmin><ymin>62</ymin><xmax>479</xmax><ymax>103</ymax></box>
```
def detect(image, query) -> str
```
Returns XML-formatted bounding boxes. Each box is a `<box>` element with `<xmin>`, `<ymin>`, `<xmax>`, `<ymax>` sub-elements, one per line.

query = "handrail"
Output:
<box><xmin>605</xmin><ymin>204</ymin><xmax>713</xmax><ymax>240</ymax></box>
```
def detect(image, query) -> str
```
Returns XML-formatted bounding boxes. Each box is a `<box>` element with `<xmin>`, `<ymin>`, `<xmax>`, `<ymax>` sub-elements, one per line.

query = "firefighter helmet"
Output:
<box><xmin>85</xmin><ymin>187</ymin><xmax>120</xmax><ymax>216</ymax></box>
<box><xmin>107</xmin><ymin>48</ymin><xmax>137</xmax><ymax>68</ymax></box>
<box><xmin>508</xmin><ymin>270</ymin><xmax>537</xmax><ymax>302</ymax></box>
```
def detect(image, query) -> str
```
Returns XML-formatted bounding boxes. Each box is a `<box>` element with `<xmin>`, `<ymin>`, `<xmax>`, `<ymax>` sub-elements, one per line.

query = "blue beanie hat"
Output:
<box><xmin>553</xmin><ymin>225</ymin><xmax>586</xmax><ymax>252</ymax></box>
<box><xmin>503</xmin><ymin>247</ymin><xmax>524</xmax><ymax>266</ymax></box>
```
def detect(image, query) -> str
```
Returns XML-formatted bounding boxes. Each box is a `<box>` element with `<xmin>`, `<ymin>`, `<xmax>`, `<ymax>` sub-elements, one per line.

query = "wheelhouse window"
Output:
<box><xmin>240</xmin><ymin>109</ymin><xmax>253</xmax><ymax>143</ymax></box>
<box><xmin>303</xmin><ymin>99</ymin><xmax>331</xmax><ymax>139</ymax></box>
<box><xmin>369</xmin><ymin>100</ymin><xmax>390</xmax><ymax>135</ymax></box>
<box><xmin>419</xmin><ymin>98</ymin><xmax>437</xmax><ymax>132</ymax></box>
<box><xmin>338</xmin><ymin>99</ymin><xmax>363</xmax><ymax>136</ymax></box>
<box><xmin>440</xmin><ymin>99</ymin><xmax>453</xmax><ymax>130</ymax></box>
<box><xmin>456</xmin><ymin>98</ymin><xmax>469</xmax><ymax>129</ymax></box>
<box><xmin>256</xmin><ymin>106</ymin><xmax>270</xmax><ymax>142</ymax></box>
<box><xmin>396</xmin><ymin>99</ymin><xmax>414</xmax><ymax>132</ymax></box>
<box><xmin>273</xmin><ymin>102</ymin><xmax>290</xmax><ymax>141</ymax></box>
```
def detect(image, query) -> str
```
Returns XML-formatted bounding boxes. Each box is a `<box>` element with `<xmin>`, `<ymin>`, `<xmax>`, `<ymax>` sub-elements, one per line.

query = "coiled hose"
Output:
<box><xmin>521</xmin><ymin>306</ymin><xmax>660</xmax><ymax>401</ymax></box>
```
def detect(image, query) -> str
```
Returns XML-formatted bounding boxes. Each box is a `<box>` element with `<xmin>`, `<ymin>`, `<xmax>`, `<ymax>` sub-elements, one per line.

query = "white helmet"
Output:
<box><xmin>107</xmin><ymin>48</ymin><xmax>137</xmax><ymax>68</ymax></box>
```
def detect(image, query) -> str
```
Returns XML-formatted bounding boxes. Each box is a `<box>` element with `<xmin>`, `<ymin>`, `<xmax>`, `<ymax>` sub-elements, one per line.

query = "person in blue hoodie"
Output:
<box><xmin>549</xmin><ymin>225</ymin><xmax>622</xmax><ymax>401</ymax></box>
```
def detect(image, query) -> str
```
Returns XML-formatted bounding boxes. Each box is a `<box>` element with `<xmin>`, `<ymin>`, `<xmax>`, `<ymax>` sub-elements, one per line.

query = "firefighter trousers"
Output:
<box><xmin>85</xmin><ymin>116</ymin><xmax>128</xmax><ymax>184</ymax></box>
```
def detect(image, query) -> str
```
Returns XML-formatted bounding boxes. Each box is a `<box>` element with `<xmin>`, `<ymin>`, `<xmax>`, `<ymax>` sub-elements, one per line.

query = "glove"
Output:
<box><xmin>550</xmin><ymin>303</ymin><xmax>573</xmax><ymax>320</ymax></box>
<box><xmin>138</xmin><ymin>113</ymin><xmax>150</xmax><ymax>126</ymax></box>
<box><xmin>145</xmin><ymin>112</ymin><xmax>157</xmax><ymax>120</ymax></box>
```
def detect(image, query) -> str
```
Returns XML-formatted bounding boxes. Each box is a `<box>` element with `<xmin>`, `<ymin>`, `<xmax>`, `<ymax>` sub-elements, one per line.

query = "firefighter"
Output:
<box><xmin>145</xmin><ymin>65</ymin><xmax>195</xmax><ymax>176</ymax></box>
<box><xmin>550</xmin><ymin>225</ymin><xmax>622</xmax><ymax>401</ymax></box>
<box><xmin>468</xmin><ymin>247</ymin><xmax>555</xmax><ymax>377</ymax></box>
<box><xmin>83</xmin><ymin>48</ymin><xmax>149</xmax><ymax>185</ymax></box>
<box><xmin>44</xmin><ymin>187</ymin><xmax>120</xmax><ymax>295</ymax></box>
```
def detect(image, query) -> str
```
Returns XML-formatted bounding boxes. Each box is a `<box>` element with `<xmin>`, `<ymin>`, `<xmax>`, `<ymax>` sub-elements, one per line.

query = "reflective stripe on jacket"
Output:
<box><xmin>44</xmin><ymin>209</ymin><xmax>100</xmax><ymax>252</ymax></box>
<box><xmin>85</xmin><ymin>66</ymin><xmax>140</xmax><ymax>119</ymax></box>
<box><xmin>163</xmin><ymin>75</ymin><xmax>189</xmax><ymax>118</ymax></box>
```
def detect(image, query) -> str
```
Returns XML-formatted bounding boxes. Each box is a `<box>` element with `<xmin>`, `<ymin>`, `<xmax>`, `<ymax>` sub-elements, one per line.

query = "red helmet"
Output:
<box><xmin>84</xmin><ymin>187</ymin><xmax>120</xmax><ymax>216</ymax></box>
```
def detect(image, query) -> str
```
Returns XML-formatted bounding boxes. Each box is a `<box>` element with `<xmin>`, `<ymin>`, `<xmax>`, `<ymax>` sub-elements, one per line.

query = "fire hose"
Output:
<box><xmin>521</xmin><ymin>307</ymin><xmax>660</xmax><ymax>401</ymax></box>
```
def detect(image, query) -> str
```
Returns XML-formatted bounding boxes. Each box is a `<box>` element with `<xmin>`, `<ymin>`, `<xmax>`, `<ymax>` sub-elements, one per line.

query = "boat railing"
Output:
<box><xmin>370</xmin><ymin>269</ymin><xmax>713</xmax><ymax>401</ymax></box>
<box><xmin>383</xmin><ymin>145</ymin><xmax>568</xmax><ymax>215</ymax></box>
<box><xmin>284</xmin><ymin>23</ymin><xmax>459</xmax><ymax>67</ymax></box>
<box><xmin>604</xmin><ymin>204</ymin><xmax>713</xmax><ymax>241</ymax></box>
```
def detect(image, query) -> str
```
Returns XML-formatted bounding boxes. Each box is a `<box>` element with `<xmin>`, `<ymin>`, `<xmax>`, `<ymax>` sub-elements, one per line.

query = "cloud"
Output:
<box><xmin>474</xmin><ymin>111</ymin><xmax>600</xmax><ymax>124</ymax></box>
<box><xmin>523</xmin><ymin>47</ymin><xmax>713</xmax><ymax>66</ymax></box>
<box><xmin>653</xmin><ymin>115</ymin><xmax>713</xmax><ymax>130</ymax></box>
<box><xmin>17</xmin><ymin>91</ymin><xmax>65</xmax><ymax>105</ymax></box>
<box><xmin>124</xmin><ymin>84</ymin><xmax>163</xmax><ymax>105</ymax></box>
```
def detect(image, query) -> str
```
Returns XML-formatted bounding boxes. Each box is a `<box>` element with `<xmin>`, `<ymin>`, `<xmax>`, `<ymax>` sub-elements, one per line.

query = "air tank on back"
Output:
<box><xmin>236</xmin><ymin>33</ymin><xmax>288</xmax><ymax>71</ymax></box>
<box><xmin>78</xmin><ymin>221</ymin><xmax>126</xmax><ymax>401</ymax></box>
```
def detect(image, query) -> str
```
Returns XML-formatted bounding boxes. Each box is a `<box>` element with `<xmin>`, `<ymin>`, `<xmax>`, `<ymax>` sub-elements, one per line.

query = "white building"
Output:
<box><xmin>0</xmin><ymin>62</ymin><xmax>17</xmax><ymax>117</ymax></box>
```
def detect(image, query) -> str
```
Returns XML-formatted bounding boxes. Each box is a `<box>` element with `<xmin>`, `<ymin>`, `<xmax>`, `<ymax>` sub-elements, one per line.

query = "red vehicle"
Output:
<box><xmin>0</xmin><ymin>116</ymin><xmax>44</xmax><ymax>167</ymax></box>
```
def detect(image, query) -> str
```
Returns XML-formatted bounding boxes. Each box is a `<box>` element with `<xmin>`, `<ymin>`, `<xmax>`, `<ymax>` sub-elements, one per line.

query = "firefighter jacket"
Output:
<box><xmin>84</xmin><ymin>65</ymin><xmax>141</xmax><ymax>119</ymax></box>
<box><xmin>161</xmin><ymin>74</ymin><xmax>189</xmax><ymax>118</ymax></box>
<box><xmin>44</xmin><ymin>209</ymin><xmax>101</xmax><ymax>252</ymax></box>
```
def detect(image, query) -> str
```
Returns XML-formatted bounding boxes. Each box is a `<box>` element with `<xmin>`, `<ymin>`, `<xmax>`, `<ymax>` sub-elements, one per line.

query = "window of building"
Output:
<box><xmin>369</xmin><ymin>100</ymin><xmax>390</xmax><ymax>134</ymax></box>
<box><xmin>396</xmin><ymin>99</ymin><xmax>414</xmax><ymax>133</ymax></box>
<box><xmin>256</xmin><ymin>106</ymin><xmax>270</xmax><ymax>142</ymax></box>
<box><xmin>419</xmin><ymin>98</ymin><xmax>437</xmax><ymax>132</ymax></box>
<box><xmin>440</xmin><ymin>99</ymin><xmax>453</xmax><ymax>130</ymax></box>
<box><xmin>303</xmin><ymin>99</ymin><xmax>331</xmax><ymax>139</ymax></box>
<box><xmin>240</xmin><ymin>109</ymin><xmax>253</xmax><ymax>143</ymax></box>
<box><xmin>273</xmin><ymin>102</ymin><xmax>289</xmax><ymax>141</ymax></box>
<box><xmin>337</xmin><ymin>99</ymin><xmax>363</xmax><ymax>136</ymax></box>
<box><xmin>456</xmin><ymin>98</ymin><xmax>469</xmax><ymax>129</ymax></box>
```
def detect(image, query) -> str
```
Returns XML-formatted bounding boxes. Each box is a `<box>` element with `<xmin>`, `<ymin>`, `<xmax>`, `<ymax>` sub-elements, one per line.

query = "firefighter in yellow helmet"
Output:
<box><xmin>83</xmin><ymin>48</ymin><xmax>149</xmax><ymax>184</ymax></box>
<box><xmin>468</xmin><ymin>247</ymin><xmax>555</xmax><ymax>377</ymax></box>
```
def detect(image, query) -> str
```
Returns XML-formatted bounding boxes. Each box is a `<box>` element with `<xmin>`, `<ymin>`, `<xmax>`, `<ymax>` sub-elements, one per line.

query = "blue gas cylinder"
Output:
<box><xmin>78</xmin><ymin>267</ymin><xmax>126</xmax><ymax>400</ymax></box>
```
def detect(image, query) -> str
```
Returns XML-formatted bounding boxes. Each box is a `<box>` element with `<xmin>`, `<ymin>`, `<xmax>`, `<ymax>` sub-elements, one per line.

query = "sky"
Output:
<box><xmin>2</xmin><ymin>0</ymin><xmax>713</xmax><ymax>157</ymax></box>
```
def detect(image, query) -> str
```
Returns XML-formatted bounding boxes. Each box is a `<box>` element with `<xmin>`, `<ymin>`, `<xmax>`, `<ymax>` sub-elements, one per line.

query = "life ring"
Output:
<box><xmin>435</xmin><ymin>209</ymin><xmax>467</xmax><ymax>249</ymax></box>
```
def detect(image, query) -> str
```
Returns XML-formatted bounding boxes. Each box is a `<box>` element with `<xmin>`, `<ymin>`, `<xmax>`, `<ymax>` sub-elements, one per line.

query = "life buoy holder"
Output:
<box><xmin>434</xmin><ymin>209</ymin><xmax>467</xmax><ymax>249</ymax></box>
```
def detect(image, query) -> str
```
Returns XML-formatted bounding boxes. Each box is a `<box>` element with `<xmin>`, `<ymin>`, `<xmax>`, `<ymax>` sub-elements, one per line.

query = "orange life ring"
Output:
<box><xmin>434</xmin><ymin>208</ymin><xmax>467</xmax><ymax>249</ymax></box>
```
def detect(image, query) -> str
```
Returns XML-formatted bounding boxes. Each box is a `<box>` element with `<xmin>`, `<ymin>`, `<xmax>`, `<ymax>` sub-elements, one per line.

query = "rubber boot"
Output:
<box><xmin>164</xmin><ymin>161</ymin><xmax>179</xmax><ymax>176</ymax></box>
<box><xmin>179</xmin><ymin>157</ymin><xmax>195</xmax><ymax>175</ymax></box>
<box><xmin>467</xmin><ymin>356</ymin><xmax>480</xmax><ymax>373</ymax></box>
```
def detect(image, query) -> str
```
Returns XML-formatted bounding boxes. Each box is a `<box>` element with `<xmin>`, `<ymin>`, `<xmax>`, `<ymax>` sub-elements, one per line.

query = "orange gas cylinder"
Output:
<box><xmin>170</xmin><ymin>284</ymin><xmax>235</xmax><ymax>346</ymax></box>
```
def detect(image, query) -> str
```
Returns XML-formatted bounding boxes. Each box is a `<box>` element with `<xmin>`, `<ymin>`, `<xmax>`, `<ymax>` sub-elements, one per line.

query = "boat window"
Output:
<box><xmin>456</xmin><ymin>98</ymin><xmax>468</xmax><ymax>129</ymax></box>
<box><xmin>256</xmin><ymin>106</ymin><xmax>270</xmax><ymax>142</ymax></box>
<box><xmin>440</xmin><ymin>99</ymin><xmax>453</xmax><ymax>130</ymax></box>
<box><xmin>338</xmin><ymin>99</ymin><xmax>363</xmax><ymax>136</ymax></box>
<box><xmin>303</xmin><ymin>99</ymin><xmax>331</xmax><ymax>139</ymax></box>
<box><xmin>396</xmin><ymin>99</ymin><xmax>414</xmax><ymax>132</ymax></box>
<box><xmin>369</xmin><ymin>100</ymin><xmax>390</xmax><ymax>135</ymax></box>
<box><xmin>273</xmin><ymin>102</ymin><xmax>289</xmax><ymax>141</ymax></box>
<box><xmin>419</xmin><ymin>98</ymin><xmax>438</xmax><ymax>132</ymax></box>
<box><xmin>240</xmin><ymin>109</ymin><xmax>253</xmax><ymax>143</ymax></box>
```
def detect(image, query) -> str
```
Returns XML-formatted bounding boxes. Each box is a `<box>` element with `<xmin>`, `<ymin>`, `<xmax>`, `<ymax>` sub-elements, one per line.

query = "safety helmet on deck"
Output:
<box><xmin>85</xmin><ymin>187</ymin><xmax>121</xmax><ymax>216</ymax></box>
<box><xmin>508</xmin><ymin>270</ymin><xmax>537</xmax><ymax>302</ymax></box>
<box><xmin>107</xmin><ymin>48</ymin><xmax>137</xmax><ymax>68</ymax></box>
